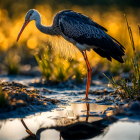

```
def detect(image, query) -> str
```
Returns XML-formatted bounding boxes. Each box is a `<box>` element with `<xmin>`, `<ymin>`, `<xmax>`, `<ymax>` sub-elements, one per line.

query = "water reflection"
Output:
<box><xmin>20</xmin><ymin>103</ymin><xmax>116</xmax><ymax>140</ymax></box>
<box><xmin>21</xmin><ymin>117</ymin><xmax>112</xmax><ymax>140</ymax></box>
<box><xmin>50</xmin><ymin>117</ymin><xmax>116</xmax><ymax>140</ymax></box>
<box><xmin>21</xmin><ymin>119</ymin><xmax>38</xmax><ymax>140</ymax></box>
<box><xmin>0</xmin><ymin>103</ymin><xmax>139</xmax><ymax>140</ymax></box>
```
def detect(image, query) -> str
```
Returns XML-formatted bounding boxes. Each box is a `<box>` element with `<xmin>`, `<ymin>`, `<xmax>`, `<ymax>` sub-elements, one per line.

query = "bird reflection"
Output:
<box><xmin>54</xmin><ymin>118</ymin><xmax>113</xmax><ymax>139</ymax></box>
<box><xmin>86</xmin><ymin>103</ymin><xmax>90</xmax><ymax>122</ymax></box>
<box><xmin>21</xmin><ymin>119</ymin><xmax>50</xmax><ymax>140</ymax></box>
<box><xmin>21</xmin><ymin>103</ymin><xmax>117</xmax><ymax>140</ymax></box>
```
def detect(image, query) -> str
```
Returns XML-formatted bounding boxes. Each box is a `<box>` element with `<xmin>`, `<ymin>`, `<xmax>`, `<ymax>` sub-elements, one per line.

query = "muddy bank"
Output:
<box><xmin>0</xmin><ymin>80</ymin><xmax>140</xmax><ymax>120</ymax></box>
<box><xmin>0</xmin><ymin>82</ymin><xmax>58</xmax><ymax>119</ymax></box>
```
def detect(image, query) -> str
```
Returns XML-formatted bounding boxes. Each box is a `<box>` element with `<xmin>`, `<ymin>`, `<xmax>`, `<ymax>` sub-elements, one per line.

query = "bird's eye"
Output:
<box><xmin>30</xmin><ymin>13</ymin><xmax>32</xmax><ymax>16</ymax></box>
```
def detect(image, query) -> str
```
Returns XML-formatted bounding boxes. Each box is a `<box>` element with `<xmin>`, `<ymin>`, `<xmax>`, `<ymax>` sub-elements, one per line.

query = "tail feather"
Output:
<box><xmin>107</xmin><ymin>35</ymin><xmax>125</xmax><ymax>63</ymax></box>
<box><xmin>93</xmin><ymin>35</ymin><xmax>125</xmax><ymax>63</ymax></box>
<box><xmin>109</xmin><ymin>35</ymin><xmax>125</xmax><ymax>55</ymax></box>
<box><xmin>109</xmin><ymin>35</ymin><xmax>125</xmax><ymax>50</ymax></box>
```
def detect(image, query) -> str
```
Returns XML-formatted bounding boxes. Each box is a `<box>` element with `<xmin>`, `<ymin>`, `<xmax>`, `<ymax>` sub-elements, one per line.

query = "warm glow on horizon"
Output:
<box><xmin>0</xmin><ymin>5</ymin><xmax>139</xmax><ymax>67</ymax></box>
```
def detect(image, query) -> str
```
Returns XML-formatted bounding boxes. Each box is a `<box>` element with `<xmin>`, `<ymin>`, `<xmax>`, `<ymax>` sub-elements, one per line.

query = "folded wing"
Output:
<box><xmin>59</xmin><ymin>10</ymin><xmax>125</xmax><ymax>63</ymax></box>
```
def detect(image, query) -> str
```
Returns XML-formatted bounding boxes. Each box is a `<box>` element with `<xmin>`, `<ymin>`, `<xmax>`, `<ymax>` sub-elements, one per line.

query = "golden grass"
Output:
<box><xmin>104</xmin><ymin>15</ymin><xmax>140</xmax><ymax>99</ymax></box>
<box><xmin>0</xmin><ymin>5</ymin><xmax>140</xmax><ymax>77</ymax></box>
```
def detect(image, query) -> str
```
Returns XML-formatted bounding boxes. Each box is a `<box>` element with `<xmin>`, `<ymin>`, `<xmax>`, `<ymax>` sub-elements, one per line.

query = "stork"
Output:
<box><xmin>17</xmin><ymin>9</ymin><xmax>125</xmax><ymax>100</ymax></box>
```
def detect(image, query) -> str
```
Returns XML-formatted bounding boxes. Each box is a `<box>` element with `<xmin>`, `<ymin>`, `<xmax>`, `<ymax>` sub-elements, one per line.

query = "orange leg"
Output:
<box><xmin>82</xmin><ymin>51</ymin><xmax>92</xmax><ymax>99</ymax></box>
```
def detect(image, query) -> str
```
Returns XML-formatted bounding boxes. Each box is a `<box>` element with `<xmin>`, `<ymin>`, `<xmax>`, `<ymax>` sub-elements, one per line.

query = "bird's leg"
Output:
<box><xmin>86</xmin><ymin>103</ymin><xmax>90</xmax><ymax>122</ymax></box>
<box><xmin>84</xmin><ymin>52</ymin><xmax>92</xmax><ymax>97</ymax></box>
<box><xmin>82</xmin><ymin>51</ymin><xmax>92</xmax><ymax>99</ymax></box>
<box><xmin>21</xmin><ymin>119</ymin><xmax>38</xmax><ymax>140</ymax></box>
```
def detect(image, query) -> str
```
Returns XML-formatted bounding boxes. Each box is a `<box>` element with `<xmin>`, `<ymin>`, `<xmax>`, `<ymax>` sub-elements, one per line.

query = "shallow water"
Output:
<box><xmin>0</xmin><ymin>75</ymin><xmax>113</xmax><ymax>104</ymax></box>
<box><xmin>0</xmin><ymin>103</ymin><xmax>139</xmax><ymax>140</ymax></box>
<box><xmin>0</xmin><ymin>75</ymin><xmax>114</xmax><ymax>111</ymax></box>
<box><xmin>0</xmin><ymin>75</ymin><xmax>114</xmax><ymax>91</ymax></box>
<box><xmin>0</xmin><ymin>75</ymin><xmax>140</xmax><ymax>140</ymax></box>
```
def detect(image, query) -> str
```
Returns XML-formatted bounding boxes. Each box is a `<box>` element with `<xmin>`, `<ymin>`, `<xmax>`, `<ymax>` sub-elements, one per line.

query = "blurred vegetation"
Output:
<box><xmin>104</xmin><ymin>16</ymin><xmax>140</xmax><ymax>99</ymax></box>
<box><xmin>73</xmin><ymin>67</ymin><xmax>84</xmax><ymax>83</ymax></box>
<box><xmin>0</xmin><ymin>1</ymin><xmax>140</xmax><ymax>81</ymax></box>
<box><xmin>3</xmin><ymin>51</ymin><xmax>20</xmax><ymax>75</ymax></box>
<box><xmin>35</xmin><ymin>45</ymin><xmax>85</xmax><ymax>82</ymax></box>
<box><xmin>35</xmin><ymin>46</ymin><xmax>53</xmax><ymax>80</ymax></box>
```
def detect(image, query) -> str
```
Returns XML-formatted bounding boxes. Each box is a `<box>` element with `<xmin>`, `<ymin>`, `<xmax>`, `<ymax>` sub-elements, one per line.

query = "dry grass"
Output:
<box><xmin>104</xmin><ymin>15</ymin><xmax>140</xmax><ymax>99</ymax></box>
<box><xmin>1</xmin><ymin>5</ymin><xmax>140</xmax><ymax>82</ymax></box>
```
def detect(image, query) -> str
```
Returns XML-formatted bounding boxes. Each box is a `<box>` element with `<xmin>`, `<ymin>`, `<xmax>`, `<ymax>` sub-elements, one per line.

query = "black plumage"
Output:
<box><xmin>59</xmin><ymin>10</ymin><xmax>125</xmax><ymax>63</ymax></box>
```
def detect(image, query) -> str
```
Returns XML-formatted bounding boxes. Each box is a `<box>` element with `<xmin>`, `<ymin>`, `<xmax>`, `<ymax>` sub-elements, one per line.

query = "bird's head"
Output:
<box><xmin>17</xmin><ymin>9</ymin><xmax>39</xmax><ymax>41</ymax></box>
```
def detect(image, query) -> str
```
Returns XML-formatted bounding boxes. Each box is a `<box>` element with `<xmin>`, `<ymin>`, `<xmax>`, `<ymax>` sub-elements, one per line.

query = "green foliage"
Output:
<box><xmin>103</xmin><ymin>73</ymin><xmax>118</xmax><ymax>89</ymax></box>
<box><xmin>4</xmin><ymin>52</ymin><xmax>20</xmax><ymax>75</ymax></box>
<box><xmin>35</xmin><ymin>45</ymin><xmax>84</xmax><ymax>82</ymax></box>
<box><xmin>55</xmin><ymin>66</ymin><xmax>66</xmax><ymax>81</ymax></box>
<box><xmin>35</xmin><ymin>48</ymin><xmax>53</xmax><ymax>79</ymax></box>
<box><xmin>35</xmin><ymin>43</ymin><xmax>85</xmax><ymax>83</ymax></box>
<box><xmin>104</xmin><ymin>15</ymin><xmax>140</xmax><ymax>99</ymax></box>
<box><xmin>54</xmin><ymin>62</ymin><xmax>70</xmax><ymax>82</ymax></box>
<box><xmin>119</xmin><ymin>79</ymin><xmax>132</xmax><ymax>98</ymax></box>
<box><xmin>74</xmin><ymin>67</ymin><xmax>84</xmax><ymax>83</ymax></box>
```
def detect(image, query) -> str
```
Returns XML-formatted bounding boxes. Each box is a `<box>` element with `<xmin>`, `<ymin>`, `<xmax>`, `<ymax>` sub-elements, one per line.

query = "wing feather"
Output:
<box><xmin>59</xmin><ymin>10</ymin><xmax>125</xmax><ymax>63</ymax></box>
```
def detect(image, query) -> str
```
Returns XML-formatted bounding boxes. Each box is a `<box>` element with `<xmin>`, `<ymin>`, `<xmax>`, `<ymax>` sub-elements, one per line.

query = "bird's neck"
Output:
<box><xmin>35</xmin><ymin>13</ymin><xmax>57</xmax><ymax>35</ymax></box>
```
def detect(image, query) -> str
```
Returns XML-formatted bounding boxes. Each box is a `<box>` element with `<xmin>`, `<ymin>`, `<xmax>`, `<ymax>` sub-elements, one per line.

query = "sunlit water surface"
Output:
<box><xmin>0</xmin><ymin>76</ymin><xmax>140</xmax><ymax>140</ymax></box>
<box><xmin>0</xmin><ymin>103</ymin><xmax>139</xmax><ymax>140</ymax></box>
